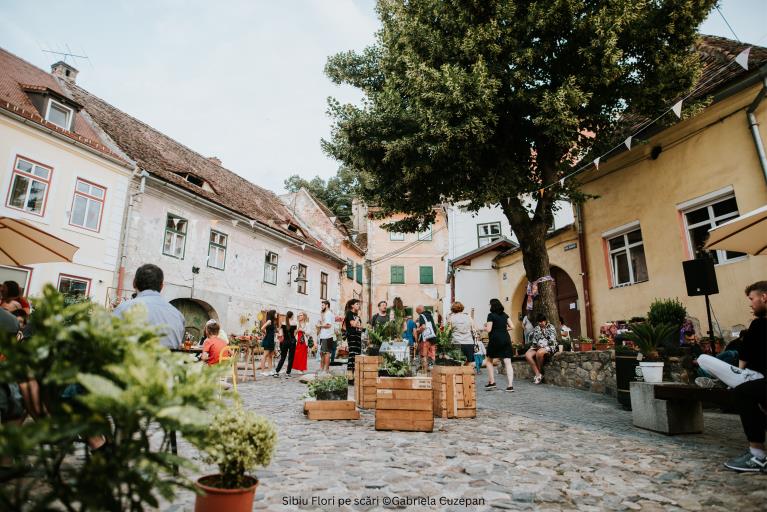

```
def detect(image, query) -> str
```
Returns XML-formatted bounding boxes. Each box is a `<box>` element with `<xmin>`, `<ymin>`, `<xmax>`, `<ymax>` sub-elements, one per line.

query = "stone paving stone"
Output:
<box><xmin>159</xmin><ymin>360</ymin><xmax>765</xmax><ymax>511</ymax></box>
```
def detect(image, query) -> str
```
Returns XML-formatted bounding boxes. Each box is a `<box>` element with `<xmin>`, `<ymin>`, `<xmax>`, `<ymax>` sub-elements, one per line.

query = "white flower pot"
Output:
<box><xmin>639</xmin><ymin>361</ymin><xmax>664</xmax><ymax>383</ymax></box>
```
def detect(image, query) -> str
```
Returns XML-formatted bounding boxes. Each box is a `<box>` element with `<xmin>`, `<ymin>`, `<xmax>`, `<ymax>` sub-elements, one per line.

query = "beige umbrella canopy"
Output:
<box><xmin>705</xmin><ymin>205</ymin><xmax>767</xmax><ymax>256</ymax></box>
<box><xmin>0</xmin><ymin>217</ymin><xmax>79</xmax><ymax>266</ymax></box>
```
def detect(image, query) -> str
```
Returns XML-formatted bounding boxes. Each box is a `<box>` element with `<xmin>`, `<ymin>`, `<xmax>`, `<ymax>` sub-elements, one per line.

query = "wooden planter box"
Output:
<box><xmin>354</xmin><ymin>355</ymin><xmax>379</xmax><ymax>409</ymax></box>
<box><xmin>432</xmin><ymin>365</ymin><xmax>476</xmax><ymax>419</ymax></box>
<box><xmin>303</xmin><ymin>400</ymin><xmax>360</xmax><ymax>421</ymax></box>
<box><xmin>375</xmin><ymin>377</ymin><xmax>433</xmax><ymax>432</ymax></box>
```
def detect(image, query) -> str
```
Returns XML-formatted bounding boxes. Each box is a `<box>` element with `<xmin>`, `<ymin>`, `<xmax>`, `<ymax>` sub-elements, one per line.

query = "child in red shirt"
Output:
<box><xmin>201</xmin><ymin>321</ymin><xmax>227</xmax><ymax>366</ymax></box>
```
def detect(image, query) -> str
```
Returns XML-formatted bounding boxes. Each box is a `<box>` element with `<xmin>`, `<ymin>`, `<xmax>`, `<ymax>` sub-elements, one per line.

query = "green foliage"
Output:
<box><xmin>647</xmin><ymin>298</ymin><xmax>687</xmax><ymax>329</ymax></box>
<box><xmin>305</xmin><ymin>375</ymin><xmax>348</xmax><ymax>398</ymax></box>
<box><xmin>367</xmin><ymin>319</ymin><xmax>400</xmax><ymax>347</ymax></box>
<box><xmin>433</xmin><ymin>325</ymin><xmax>465</xmax><ymax>363</ymax></box>
<box><xmin>623</xmin><ymin>323</ymin><xmax>678</xmax><ymax>361</ymax></box>
<box><xmin>199</xmin><ymin>406</ymin><xmax>277</xmax><ymax>489</ymax></box>
<box><xmin>283</xmin><ymin>166</ymin><xmax>361</xmax><ymax>225</ymax></box>
<box><xmin>379</xmin><ymin>352</ymin><xmax>414</xmax><ymax>377</ymax></box>
<box><xmin>0</xmin><ymin>285</ymin><xmax>225</xmax><ymax>511</ymax></box>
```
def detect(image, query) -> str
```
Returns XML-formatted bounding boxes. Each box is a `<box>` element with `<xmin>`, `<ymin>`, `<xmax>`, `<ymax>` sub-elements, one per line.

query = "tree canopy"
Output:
<box><xmin>283</xmin><ymin>166</ymin><xmax>359</xmax><ymax>225</ymax></box>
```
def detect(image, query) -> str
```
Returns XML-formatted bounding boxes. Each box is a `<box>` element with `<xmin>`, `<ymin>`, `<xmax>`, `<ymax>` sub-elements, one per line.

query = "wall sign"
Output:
<box><xmin>564</xmin><ymin>242</ymin><xmax>577</xmax><ymax>251</ymax></box>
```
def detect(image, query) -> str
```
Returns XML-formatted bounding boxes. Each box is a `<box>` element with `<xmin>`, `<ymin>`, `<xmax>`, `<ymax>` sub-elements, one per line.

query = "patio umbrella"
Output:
<box><xmin>705</xmin><ymin>205</ymin><xmax>767</xmax><ymax>256</ymax></box>
<box><xmin>0</xmin><ymin>217</ymin><xmax>79</xmax><ymax>265</ymax></box>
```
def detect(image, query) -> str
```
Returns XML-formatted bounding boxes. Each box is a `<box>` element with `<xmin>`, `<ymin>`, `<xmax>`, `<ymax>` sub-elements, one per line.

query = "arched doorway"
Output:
<box><xmin>170</xmin><ymin>298</ymin><xmax>218</xmax><ymax>340</ymax></box>
<box><xmin>551</xmin><ymin>267</ymin><xmax>581</xmax><ymax>338</ymax></box>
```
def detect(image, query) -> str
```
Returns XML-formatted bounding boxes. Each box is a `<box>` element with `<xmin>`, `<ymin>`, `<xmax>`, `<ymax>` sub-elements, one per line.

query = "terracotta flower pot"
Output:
<box><xmin>579</xmin><ymin>343</ymin><xmax>593</xmax><ymax>352</ymax></box>
<box><xmin>195</xmin><ymin>475</ymin><xmax>258</xmax><ymax>512</ymax></box>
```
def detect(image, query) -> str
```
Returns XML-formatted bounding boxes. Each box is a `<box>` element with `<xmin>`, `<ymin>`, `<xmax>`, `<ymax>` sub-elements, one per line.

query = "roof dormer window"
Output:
<box><xmin>185</xmin><ymin>174</ymin><xmax>204</xmax><ymax>187</ymax></box>
<box><xmin>45</xmin><ymin>99</ymin><xmax>73</xmax><ymax>130</ymax></box>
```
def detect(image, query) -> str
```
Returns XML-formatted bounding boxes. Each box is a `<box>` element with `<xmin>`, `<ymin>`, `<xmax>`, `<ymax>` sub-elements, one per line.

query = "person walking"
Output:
<box><xmin>274</xmin><ymin>311</ymin><xmax>297</xmax><ymax>377</ymax></box>
<box><xmin>344</xmin><ymin>299</ymin><xmax>363</xmax><ymax>384</ymax></box>
<box><xmin>258</xmin><ymin>310</ymin><xmax>278</xmax><ymax>375</ymax></box>
<box><xmin>293</xmin><ymin>312</ymin><xmax>309</xmax><ymax>374</ymax></box>
<box><xmin>317</xmin><ymin>300</ymin><xmax>335</xmax><ymax>374</ymax></box>
<box><xmin>447</xmin><ymin>302</ymin><xmax>475</xmax><ymax>366</ymax></box>
<box><xmin>484</xmin><ymin>298</ymin><xmax>515</xmax><ymax>391</ymax></box>
<box><xmin>415</xmin><ymin>305</ymin><xmax>438</xmax><ymax>372</ymax></box>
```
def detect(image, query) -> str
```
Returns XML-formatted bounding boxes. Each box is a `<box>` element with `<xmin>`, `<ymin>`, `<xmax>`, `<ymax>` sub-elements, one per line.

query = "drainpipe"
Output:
<box><xmin>116</xmin><ymin>170</ymin><xmax>148</xmax><ymax>301</ymax></box>
<box><xmin>575</xmin><ymin>203</ymin><xmax>594</xmax><ymax>340</ymax></box>
<box><xmin>747</xmin><ymin>76</ymin><xmax>767</xmax><ymax>185</ymax></box>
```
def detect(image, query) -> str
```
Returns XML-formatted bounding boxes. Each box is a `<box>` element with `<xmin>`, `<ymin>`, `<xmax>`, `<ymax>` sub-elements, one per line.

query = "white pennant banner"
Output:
<box><xmin>172</xmin><ymin>217</ymin><xmax>179</xmax><ymax>229</ymax></box>
<box><xmin>249</xmin><ymin>220</ymin><xmax>256</xmax><ymax>228</ymax></box>
<box><xmin>735</xmin><ymin>47</ymin><xmax>751</xmax><ymax>70</ymax></box>
<box><xmin>593</xmin><ymin>157</ymin><xmax>600</xmax><ymax>170</ymax></box>
<box><xmin>559</xmin><ymin>178</ymin><xmax>565</xmax><ymax>188</ymax></box>
<box><xmin>231</xmin><ymin>219</ymin><xmax>239</xmax><ymax>227</ymax></box>
<box><xmin>671</xmin><ymin>100</ymin><xmax>683</xmax><ymax>119</ymax></box>
<box><xmin>624</xmin><ymin>136</ymin><xmax>632</xmax><ymax>151</ymax></box>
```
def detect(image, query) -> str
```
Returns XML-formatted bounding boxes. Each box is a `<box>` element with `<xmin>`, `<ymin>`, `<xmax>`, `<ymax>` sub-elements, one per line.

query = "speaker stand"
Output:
<box><xmin>704</xmin><ymin>294</ymin><xmax>716</xmax><ymax>356</ymax></box>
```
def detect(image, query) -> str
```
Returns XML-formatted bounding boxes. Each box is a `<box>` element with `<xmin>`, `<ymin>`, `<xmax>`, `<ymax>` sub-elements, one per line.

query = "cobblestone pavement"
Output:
<box><xmin>163</xmin><ymin>360</ymin><xmax>766</xmax><ymax>511</ymax></box>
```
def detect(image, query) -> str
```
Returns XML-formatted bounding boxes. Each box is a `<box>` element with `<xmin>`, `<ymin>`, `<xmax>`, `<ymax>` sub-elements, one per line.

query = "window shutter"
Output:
<box><xmin>355</xmin><ymin>264</ymin><xmax>363</xmax><ymax>284</ymax></box>
<box><xmin>346</xmin><ymin>259</ymin><xmax>354</xmax><ymax>279</ymax></box>
<box><xmin>390</xmin><ymin>266</ymin><xmax>404</xmax><ymax>284</ymax></box>
<box><xmin>419</xmin><ymin>266</ymin><xmax>433</xmax><ymax>284</ymax></box>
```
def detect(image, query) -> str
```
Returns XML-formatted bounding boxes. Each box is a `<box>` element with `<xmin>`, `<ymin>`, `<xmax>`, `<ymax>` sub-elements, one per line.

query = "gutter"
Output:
<box><xmin>575</xmin><ymin>204</ymin><xmax>594</xmax><ymax>340</ymax></box>
<box><xmin>115</xmin><ymin>171</ymin><xmax>148</xmax><ymax>300</ymax></box>
<box><xmin>746</xmin><ymin>75</ymin><xmax>767</xmax><ymax>185</ymax></box>
<box><xmin>144</xmin><ymin>174</ymin><xmax>347</xmax><ymax>266</ymax></box>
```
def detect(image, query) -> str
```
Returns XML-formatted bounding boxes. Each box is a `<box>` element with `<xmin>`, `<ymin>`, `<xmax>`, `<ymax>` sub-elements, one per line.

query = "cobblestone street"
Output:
<box><xmin>162</xmin><ymin>358</ymin><xmax>766</xmax><ymax>512</ymax></box>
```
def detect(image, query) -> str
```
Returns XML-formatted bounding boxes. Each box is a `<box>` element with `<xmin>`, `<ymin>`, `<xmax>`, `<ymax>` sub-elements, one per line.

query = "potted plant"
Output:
<box><xmin>195</xmin><ymin>406</ymin><xmax>277</xmax><ymax>512</ymax></box>
<box><xmin>432</xmin><ymin>325</ymin><xmax>465</xmax><ymax>366</ymax></box>
<box><xmin>623</xmin><ymin>322</ymin><xmax>677</xmax><ymax>383</ymax></box>
<box><xmin>378</xmin><ymin>352</ymin><xmax>414</xmax><ymax>377</ymax></box>
<box><xmin>306</xmin><ymin>374</ymin><xmax>348</xmax><ymax>400</ymax></box>
<box><xmin>595</xmin><ymin>334</ymin><xmax>612</xmax><ymax>351</ymax></box>
<box><xmin>647</xmin><ymin>298</ymin><xmax>687</xmax><ymax>335</ymax></box>
<box><xmin>576</xmin><ymin>336</ymin><xmax>593</xmax><ymax>352</ymax></box>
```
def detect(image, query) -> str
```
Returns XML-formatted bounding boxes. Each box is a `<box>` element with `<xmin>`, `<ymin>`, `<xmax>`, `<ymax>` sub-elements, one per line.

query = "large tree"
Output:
<box><xmin>323</xmin><ymin>0</ymin><xmax>715</xmax><ymax>329</ymax></box>
<box><xmin>283</xmin><ymin>166</ymin><xmax>360</xmax><ymax>225</ymax></box>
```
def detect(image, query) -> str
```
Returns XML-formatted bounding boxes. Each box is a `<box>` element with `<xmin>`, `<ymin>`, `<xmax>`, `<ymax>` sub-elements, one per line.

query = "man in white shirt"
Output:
<box><xmin>317</xmin><ymin>300</ymin><xmax>335</xmax><ymax>373</ymax></box>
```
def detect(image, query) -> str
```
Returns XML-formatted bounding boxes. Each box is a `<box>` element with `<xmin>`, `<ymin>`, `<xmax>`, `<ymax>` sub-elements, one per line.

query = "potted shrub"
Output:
<box><xmin>378</xmin><ymin>352</ymin><xmax>414</xmax><ymax>377</ymax></box>
<box><xmin>433</xmin><ymin>325</ymin><xmax>465</xmax><ymax>366</ymax></box>
<box><xmin>306</xmin><ymin>375</ymin><xmax>348</xmax><ymax>400</ymax></box>
<box><xmin>595</xmin><ymin>334</ymin><xmax>612</xmax><ymax>351</ymax></box>
<box><xmin>647</xmin><ymin>298</ymin><xmax>687</xmax><ymax>341</ymax></box>
<box><xmin>623</xmin><ymin>323</ymin><xmax>677</xmax><ymax>383</ymax></box>
<box><xmin>576</xmin><ymin>336</ymin><xmax>593</xmax><ymax>352</ymax></box>
<box><xmin>195</xmin><ymin>407</ymin><xmax>277</xmax><ymax>512</ymax></box>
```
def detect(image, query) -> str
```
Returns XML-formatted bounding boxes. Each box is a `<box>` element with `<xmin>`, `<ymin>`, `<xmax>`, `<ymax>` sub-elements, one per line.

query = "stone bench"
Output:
<box><xmin>630</xmin><ymin>381</ymin><xmax>733</xmax><ymax>435</ymax></box>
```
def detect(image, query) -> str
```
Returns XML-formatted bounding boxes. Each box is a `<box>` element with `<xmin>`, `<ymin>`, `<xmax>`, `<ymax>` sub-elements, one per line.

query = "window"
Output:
<box><xmin>346</xmin><ymin>259</ymin><xmax>354</xmax><ymax>279</ymax></box>
<box><xmin>69</xmin><ymin>179</ymin><xmax>105</xmax><ymax>231</ymax></box>
<box><xmin>477</xmin><ymin>222</ymin><xmax>501</xmax><ymax>247</ymax></box>
<box><xmin>417</xmin><ymin>225</ymin><xmax>432</xmax><ymax>241</ymax></box>
<box><xmin>45</xmin><ymin>99</ymin><xmax>73</xmax><ymax>130</ymax></box>
<box><xmin>419</xmin><ymin>266</ymin><xmax>434</xmax><ymax>284</ymax></box>
<box><xmin>0</xmin><ymin>265</ymin><xmax>32</xmax><ymax>295</ymax></box>
<box><xmin>163</xmin><ymin>214</ymin><xmax>187</xmax><ymax>259</ymax></box>
<box><xmin>264</xmin><ymin>251</ymin><xmax>278</xmax><ymax>284</ymax></box>
<box><xmin>6</xmin><ymin>156</ymin><xmax>52</xmax><ymax>216</ymax></box>
<box><xmin>683</xmin><ymin>195</ymin><xmax>744</xmax><ymax>264</ymax></box>
<box><xmin>320</xmin><ymin>272</ymin><xmax>328</xmax><ymax>300</ymax></box>
<box><xmin>390</xmin><ymin>265</ymin><xmax>405</xmax><ymax>284</ymax></box>
<box><xmin>355</xmin><ymin>263</ymin><xmax>363</xmax><ymax>284</ymax></box>
<box><xmin>389</xmin><ymin>231</ymin><xmax>405</xmax><ymax>241</ymax></box>
<box><xmin>297</xmin><ymin>264</ymin><xmax>308</xmax><ymax>294</ymax></box>
<box><xmin>208</xmin><ymin>230</ymin><xmax>227</xmax><ymax>270</ymax></box>
<box><xmin>58</xmin><ymin>274</ymin><xmax>90</xmax><ymax>304</ymax></box>
<box><xmin>606</xmin><ymin>227</ymin><xmax>648</xmax><ymax>287</ymax></box>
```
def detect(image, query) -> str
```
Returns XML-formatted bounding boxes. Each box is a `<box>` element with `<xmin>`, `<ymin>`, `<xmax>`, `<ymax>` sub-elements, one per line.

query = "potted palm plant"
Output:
<box><xmin>433</xmin><ymin>325</ymin><xmax>464</xmax><ymax>366</ymax></box>
<box><xmin>195</xmin><ymin>407</ymin><xmax>277</xmax><ymax>512</ymax></box>
<box><xmin>623</xmin><ymin>323</ymin><xmax>677</xmax><ymax>383</ymax></box>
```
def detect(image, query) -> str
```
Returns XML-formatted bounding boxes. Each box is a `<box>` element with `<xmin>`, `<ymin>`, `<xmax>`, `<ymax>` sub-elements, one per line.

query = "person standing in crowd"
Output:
<box><xmin>415</xmin><ymin>305</ymin><xmax>438</xmax><ymax>372</ymax></box>
<box><xmin>274</xmin><ymin>311</ymin><xmax>297</xmax><ymax>377</ymax></box>
<box><xmin>1</xmin><ymin>281</ymin><xmax>31</xmax><ymax>314</ymax></box>
<box><xmin>344</xmin><ymin>299</ymin><xmax>363</xmax><ymax>383</ymax></box>
<box><xmin>474</xmin><ymin>334</ymin><xmax>486</xmax><ymax>375</ymax></box>
<box><xmin>201</xmin><ymin>321</ymin><xmax>227</xmax><ymax>366</ymax></box>
<box><xmin>113</xmin><ymin>264</ymin><xmax>184</xmax><ymax>350</ymax></box>
<box><xmin>447</xmin><ymin>302</ymin><xmax>475</xmax><ymax>366</ymax></box>
<box><xmin>526</xmin><ymin>314</ymin><xmax>558</xmax><ymax>384</ymax></box>
<box><xmin>403</xmin><ymin>314</ymin><xmax>417</xmax><ymax>357</ymax></box>
<box><xmin>698</xmin><ymin>281</ymin><xmax>766</xmax><ymax>472</ymax></box>
<box><xmin>371</xmin><ymin>301</ymin><xmax>389</xmax><ymax>330</ymax></box>
<box><xmin>258</xmin><ymin>310</ymin><xmax>278</xmax><ymax>375</ymax></box>
<box><xmin>484</xmin><ymin>298</ymin><xmax>515</xmax><ymax>391</ymax></box>
<box><xmin>293</xmin><ymin>312</ymin><xmax>309</xmax><ymax>374</ymax></box>
<box><xmin>317</xmin><ymin>300</ymin><xmax>335</xmax><ymax>374</ymax></box>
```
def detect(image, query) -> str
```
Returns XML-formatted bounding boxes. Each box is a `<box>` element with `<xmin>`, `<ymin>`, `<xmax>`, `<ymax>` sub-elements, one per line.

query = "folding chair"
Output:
<box><xmin>219</xmin><ymin>346</ymin><xmax>239</xmax><ymax>393</ymax></box>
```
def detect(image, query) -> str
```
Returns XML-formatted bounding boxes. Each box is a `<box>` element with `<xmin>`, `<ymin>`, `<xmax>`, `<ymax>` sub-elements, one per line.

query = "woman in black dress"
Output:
<box><xmin>258</xmin><ymin>310</ymin><xmax>277</xmax><ymax>375</ymax></box>
<box><xmin>274</xmin><ymin>311</ymin><xmax>297</xmax><ymax>376</ymax></box>
<box><xmin>344</xmin><ymin>299</ymin><xmax>363</xmax><ymax>384</ymax></box>
<box><xmin>484</xmin><ymin>298</ymin><xmax>515</xmax><ymax>391</ymax></box>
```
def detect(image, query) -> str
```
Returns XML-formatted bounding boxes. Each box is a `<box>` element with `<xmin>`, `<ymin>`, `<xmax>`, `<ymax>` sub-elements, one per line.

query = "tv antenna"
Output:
<box><xmin>40</xmin><ymin>43</ymin><xmax>92</xmax><ymax>68</ymax></box>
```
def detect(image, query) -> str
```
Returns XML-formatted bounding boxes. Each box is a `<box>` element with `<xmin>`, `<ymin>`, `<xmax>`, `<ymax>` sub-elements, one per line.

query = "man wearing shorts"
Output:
<box><xmin>317</xmin><ymin>300</ymin><xmax>335</xmax><ymax>374</ymax></box>
<box><xmin>416</xmin><ymin>305</ymin><xmax>438</xmax><ymax>372</ymax></box>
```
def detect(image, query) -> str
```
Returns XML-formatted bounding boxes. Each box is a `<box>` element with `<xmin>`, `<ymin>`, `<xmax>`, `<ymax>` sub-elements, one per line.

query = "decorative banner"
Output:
<box><xmin>735</xmin><ymin>47</ymin><xmax>751</xmax><ymax>70</ymax></box>
<box><xmin>329</xmin><ymin>216</ymin><xmax>337</xmax><ymax>224</ymax></box>
<box><xmin>593</xmin><ymin>157</ymin><xmax>600</xmax><ymax>169</ymax></box>
<box><xmin>301</xmin><ymin>244</ymin><xmax>306</xmax><ymax>251</ymax></box>
<box><xmin>671</xmin><ymin>100</ymin><xmax>683</xmax><ymax>118</ymax></box>
<box><xmin>172</xmin><ymin>217</ymin><xmax>179</xmax><ymax>229</ymax></box>
<box><xmin>624</xmin><ymin>136</ymin><xmax>632</xmax><ymax>151</ymax></box>
<box><xmin>559</xmin><ymin>178</ymin><xmax>565</xmax><ymax>188</ymax></box>
<box><xmin>231</xmin><ymin>219</ymin><xmax>239</xmax><ymax>227</ymax></box>
<box><xmin>249</xmin><ymin>220</ymin><xmax>256</xmax><ymax>228</ymax></box>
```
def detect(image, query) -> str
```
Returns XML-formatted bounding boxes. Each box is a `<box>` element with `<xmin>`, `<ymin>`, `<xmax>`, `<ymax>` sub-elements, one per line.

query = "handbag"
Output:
<box><xmin>307</xmin><ymin>337</ymin><xmax>314</xmax><ymax>348</ymax></box>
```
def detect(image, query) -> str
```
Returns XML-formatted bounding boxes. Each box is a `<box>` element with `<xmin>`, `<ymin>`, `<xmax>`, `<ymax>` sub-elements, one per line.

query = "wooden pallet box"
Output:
<box><xmin>303</xmin><ymin>400</ymin><xmax>360</xmax><ymax>421</ymax></box>
<box><xmin>354</xmin><ymin>355</ymin><xmax>380</xmax><ymax>409</ymax></box>
<box><xmin>375</xmin><ymin>377</ymin><xmax>433</xmax><ymax>432</ymax></box>
<box><xmin>432</xmin><ymin>365</ymin><xmax>477</xmax><ymax>419</ymax></box>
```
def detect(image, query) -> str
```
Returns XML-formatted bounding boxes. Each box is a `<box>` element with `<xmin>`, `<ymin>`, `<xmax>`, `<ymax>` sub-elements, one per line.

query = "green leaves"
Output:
<box><xmin>623</xmin><ymin>322</ymin><xmax>678</xmax><ymax>360</ymax></box>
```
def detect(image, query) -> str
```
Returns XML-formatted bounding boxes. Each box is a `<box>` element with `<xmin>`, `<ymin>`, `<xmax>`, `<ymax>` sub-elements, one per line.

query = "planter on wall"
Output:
<box><xmin>638</xmin><ymin>361</ymin><xmax>664</xmax><ymax>383</ymax></box>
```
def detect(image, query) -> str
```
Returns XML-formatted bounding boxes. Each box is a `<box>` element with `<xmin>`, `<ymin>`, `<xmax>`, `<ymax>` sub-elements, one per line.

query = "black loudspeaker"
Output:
<box><xmin>682</xmin><ymin>258</ymin><xmax>719</xmax><ymax>296</ymax></box>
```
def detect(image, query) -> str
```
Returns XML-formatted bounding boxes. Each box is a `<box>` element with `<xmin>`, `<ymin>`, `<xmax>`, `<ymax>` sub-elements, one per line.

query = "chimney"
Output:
<box><xmin>51</xmin><ymin>61</ymin><xmax>79</xmax><ymax>83</ymax></box>
<box><xmin>207</xmin><ymin>156</ymin><xmax>222</xmax><ymax>166</ymax></box>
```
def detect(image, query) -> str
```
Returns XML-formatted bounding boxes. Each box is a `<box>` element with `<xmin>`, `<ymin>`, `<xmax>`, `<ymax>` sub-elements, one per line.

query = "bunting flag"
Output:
<box><xmin>249</xmin><ymin>220</ymin><xmax>256</xmax><ymax>228</ymax></box>
<box><xmin>559</xmin><ymin>178</ymin><xmax>565</xmax><ymax>188</ymax></box>
<box><xmin>231</xmin><ymin>219</ymin><xmax>239</xmax><ymax>227</ymax></box>
<box><xmin>172</xmin><ymin>217</ymin><xmax>179</xmax><ymax>229</ymax></box>
<box><xmin>301</xmin><ymin>244</ymin><xmax>306</xmax><ymax>251</ymax></box>
<box><xmin>671</xmin><ymin>100</ymin><xmax>683</xmax><ymax>119</ymax></box>
<box><xmin>624</xmin><ymin>136</ymin><xmax>632</xmax><ymax>151</ymax></box>
<box><xmin>329</xmin><ymin>216</ymin><xmax>337</xmax><ymax>224</ymax></box>
<box><xmin>735</xmin><ymin>47</ymin><xmax>751</xmax><ymax>70</ymax></box>
<box><xmin>593</xmin><ymin>157</ymin><xmax>600</xmax><ymax>170</ymax></box>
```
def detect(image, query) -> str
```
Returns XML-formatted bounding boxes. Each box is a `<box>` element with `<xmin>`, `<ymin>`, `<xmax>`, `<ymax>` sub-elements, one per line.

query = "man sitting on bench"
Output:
<box><xmin>698</xmin><ymin>281</ymin><xmax>766</xmax><ymax>473</ymax></box>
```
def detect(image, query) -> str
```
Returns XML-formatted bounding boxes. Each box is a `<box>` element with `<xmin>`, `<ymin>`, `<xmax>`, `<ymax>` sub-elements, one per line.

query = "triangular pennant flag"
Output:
<box><xmin>735</xmin><ymin>47</ymin><xmax>751</xmax><ymax>70</ymax></box>
<box><xmin>329</xmin><ymin>216</ymin><xmax>337</xmax><ymax>224</ymax></box>
<box><xmin>671</xmin><ymin>100</ymin><xmax>683</xmax><ymax>119</ymax></box>
<box><xmin>301</xmin><ymin>244</ymin><xmax>306</xmax><ymax>250</ymax></box>
<box><xmin>249</xmin><ymin>220</ymin><xmax>256</xmax><ymax>228</ymax></box>
<box><xmin>593</xmin><ymin>157</ymin><xmax>600</xmax><ymax>169</ymax></box>
<box><xmin>624</xmin><ymin>136</ymin><xmax>632</xmax><ymax>151</ymax></box>
<box><xmin>210</xmin><ymin>220</ymin><xmax>219</xmax><ymax>227</ymax></box>
<box><xmin>231</xmin><ymin>219</ymin><xmax>239</xmax><ymax>227</ymax></box>
<box><xmin>172</xmin><ymin>217</ymin><xmax>179</xmax><ymax>228</ymax></box>
<box><xmin>559</xmin><ymin>178</ymin><xmax>565</xmax><ymax>188</ymax></box>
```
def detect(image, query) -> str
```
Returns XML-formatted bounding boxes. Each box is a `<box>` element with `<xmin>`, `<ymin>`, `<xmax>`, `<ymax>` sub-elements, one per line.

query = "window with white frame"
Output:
<box><xmin>58</xmin><ymin>275</ymin><xmax>90</xmax><ymax>303</ymax></box>
<box><xmin>163</xmin><ymin>214</ymin><xmax>187</xmax><ymax>259</ymax></box>
<box><xmin>264</xmin><ymin>251</ymin><xmax>279</xmax><ymax>285</ymax></box>
<box><xmin>208</xmin><ymin>230</ymin><xmax>227</xmax><ymax>270</ymax></box>
<box><xmin>606</xmin><ymin>227</ymin><xmax>648</xmax><ymax>287</ymax></box>
<box><xmin>297</xmin><ymin>264</ymin><xmax>308</xmax><ymax>294</ymax></box>
<box><xmin>417</xmin><ymin>225</ymin><xmax>432</xmax><ymax>241</ymax></box>
<box><xmin>477</xmin><ymin>222</ymin><xmax>501</xmax><ymax>247</ymax></box>
<box><xmin>683</xmin><ymin>195</ymin><xmax>745</xmax><ymax>264</ymax></box>
<box><xmin>0</xmin><ymin>265</ymin><xmax>31</xmax><ymax>295</ymax></box>
<box><xmin>6</xmin><ymin>156</ymin><xmax>52</xmax><ymax>216</ymax></box>
<box><xmin>45</xmin><ymin>99</ymin><xmax>74</xmax><ymax>130</ymax></box>
<box><xmin>70</xmin><ymin>179</ymin><xmax>105</xmax><ymax>231</ymax></box>
<box><xmin>389</xmin><ymin>230</ymin><xmax>405</xmax><ymax>241</ymax></box>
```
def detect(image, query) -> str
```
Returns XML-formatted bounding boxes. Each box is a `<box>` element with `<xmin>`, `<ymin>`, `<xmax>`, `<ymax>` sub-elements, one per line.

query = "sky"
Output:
<box><xmin>0</xmin><ymin>0</ymin><xmax>765</xmax><ymax>193</ymax></box>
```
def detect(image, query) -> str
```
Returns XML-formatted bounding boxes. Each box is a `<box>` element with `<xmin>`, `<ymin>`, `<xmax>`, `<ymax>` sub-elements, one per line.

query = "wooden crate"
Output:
<box><xmin>375</xmin><ymin>377</ymin><xmax>433</xmax><ymax>432</ymax></box>
<box><xmin>303</xmin><ymin>400</ymin><xmax>360</xmax><ymax>421</ymax></box>
<box><xmin>432</xmin><ymin>365</ymin><xmax>477</xmax><ymax>419</ymax></box>
<box><xmin>354</xmin><ymin>355</ymin><xmax>380</xmax><ymax>409</ymax></box>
